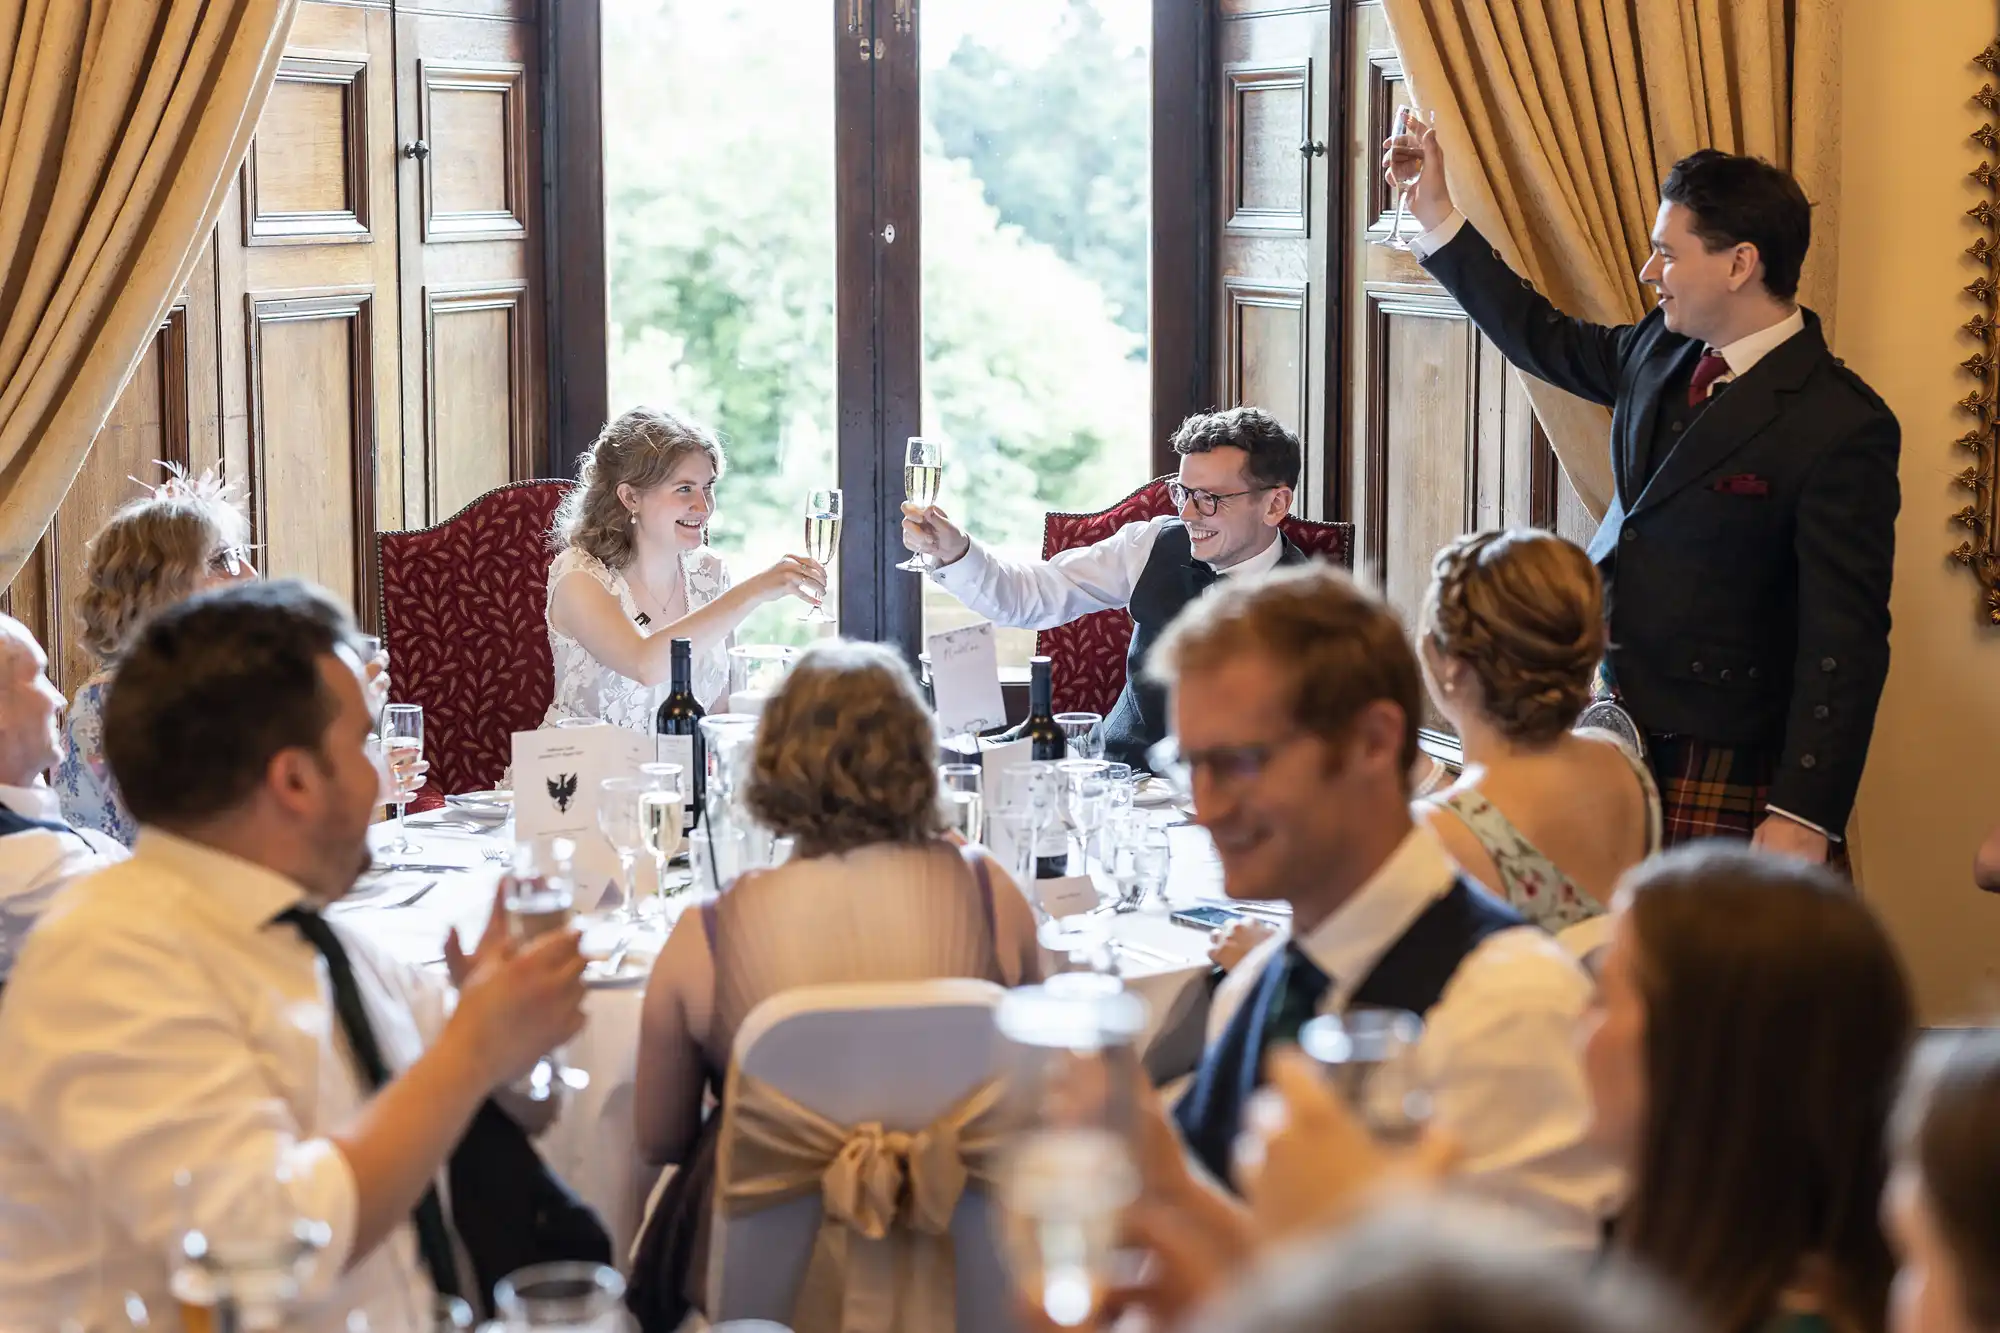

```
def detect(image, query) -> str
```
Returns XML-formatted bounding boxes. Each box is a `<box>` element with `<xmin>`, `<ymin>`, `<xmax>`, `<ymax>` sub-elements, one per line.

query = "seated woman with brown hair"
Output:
<box><xmin>625</xmin><ymin>640</ymin><xmax>1042</xmax><ymax>1328</ymax></box>
<box><xmin>1884</xmin><ymin>1028</ymin><xmax>2000</xmax><ymax>1333</ymax></box>
<box><xmin>1415</xmin><ymin>528</ymin><xmax>1659</xmax><ymax>944</ymax></box>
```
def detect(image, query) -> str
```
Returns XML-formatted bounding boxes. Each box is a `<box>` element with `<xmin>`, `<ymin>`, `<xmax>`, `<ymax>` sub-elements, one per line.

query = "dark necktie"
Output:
<box><xmin>1687</xmin><ymin>350</ymin><xmax>1731</xmax><ymax>406</ymax></box>
<box><xmin>1263</xmin><ymin>942</ymin><xmax>1332</xmax><ymax>1055</ymax></box>
<box><xmin>275</xmin><ymin>907</ymin><xmax>462</xmax><ymax>1299</ymax></box>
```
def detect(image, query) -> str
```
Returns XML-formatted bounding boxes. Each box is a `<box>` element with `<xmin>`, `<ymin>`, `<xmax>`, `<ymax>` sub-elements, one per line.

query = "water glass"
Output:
<box><xmin>381</xmin><ymin>703</ymin><xmax>423</xmax><ymax>857</ymax></box>
<box><xmin>596</xmin><ymin>776</ymin><xmax>649</xmax><ymax>924</ymax></box>
<box><xmin>995</xmin><ymin>982</ymin><xmax>1148</xmax><ymax>1330</ymax></box>
<box><xmin>1054</xmin><ymin>712</ymin><xmax>1103</xmax><ymax>760</ymax></box>
<box><xmin>169</xmin><ymin>1164</ymin><xmax>331</xmax><ymax>1332</ymax></box>
<box><xmin>494</xmin><ymin>1261</ymin><xmax>626</xmax><ymax>1330</ymax></box>
<box><xmin>689</xmin><ymin>821</ymin><xmax>749</xmax><ymax>897</ymax></box>
<box><xmin>1298</xmin><ymin>1008</ymin><xmax>1433</xmax><ymax>1144</ymax></box>
<box><xmin>1129</xmin><ymin>824</ymin><xmax>1171</xmax><ymax>912</ymax></box>
<box><xmin>1058</xmin><ymin>759</ymin><xmax>1111</xmax><ymax>872</ymax></box>
<box><xmin>939</xmin><ymin>763</ymin><xmax>984</xmax><ymax>843</ymax></box>
<box><xmin>502</xmin><ymin>838</ymin><xmax>590</xmax><ymax>1100</ymax></box>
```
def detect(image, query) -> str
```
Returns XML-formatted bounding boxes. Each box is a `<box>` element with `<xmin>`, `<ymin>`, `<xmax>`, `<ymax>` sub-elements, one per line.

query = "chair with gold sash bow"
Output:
<box><xmin>707</xmin><ymin>980</ymin><xmax>1016</xmax><ymax>1333</ymax></box>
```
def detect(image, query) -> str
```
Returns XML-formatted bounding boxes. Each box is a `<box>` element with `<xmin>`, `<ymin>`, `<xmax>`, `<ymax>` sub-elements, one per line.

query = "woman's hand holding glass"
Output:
<box><xmin>749</xmin><ymin>553</ymin><xmax>828</xmax><ymax>608</ymax></box>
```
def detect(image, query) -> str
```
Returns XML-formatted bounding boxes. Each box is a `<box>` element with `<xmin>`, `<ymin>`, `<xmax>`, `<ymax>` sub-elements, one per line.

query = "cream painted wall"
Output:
<box><xmin>1841</xmin><ymin>0</ymin><xmax>2000</xmax><ymax>1020</ymax></box>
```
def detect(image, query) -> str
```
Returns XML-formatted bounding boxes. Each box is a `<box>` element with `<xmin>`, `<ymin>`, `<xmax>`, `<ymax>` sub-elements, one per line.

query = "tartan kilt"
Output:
<box><xmin>1645</xmin><ymin>733</ymin><xmax>1773</xmax><ymax>847</ymax></box>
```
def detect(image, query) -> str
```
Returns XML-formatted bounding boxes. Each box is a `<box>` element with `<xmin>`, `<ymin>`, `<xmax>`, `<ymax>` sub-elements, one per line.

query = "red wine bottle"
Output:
<box><xmin>1024</xmin><ymin>655</ymin><xmax>1068</xmax><ymax>878</ymax></box>
<box><xmin>655</xmin><ymin>638</ymin><xmax>705</xmax><ymax>832</ymax></box>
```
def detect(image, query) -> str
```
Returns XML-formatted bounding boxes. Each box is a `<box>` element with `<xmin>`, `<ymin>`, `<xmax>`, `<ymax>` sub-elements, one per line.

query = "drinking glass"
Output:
<box><xmin>1129</xmin><ymin>824</ymin><xmax>1171</xmax><ymax>913</ymax></box>
<box><xmin>493</xmin><ymin>1261</ymin><xmax>625</xmax><ymax>1330</ymax></box>
<box><xmin>1058</xmin><ymin>759</ymin><xmax>1111</xmax><ymax>874</ymax></box>
<box><xmin>636</xmin><ymin>764</ymin><xmax>685</xmax><ymax>922</ymax></box>
<box><xmin>380</xmin><ymin>703</ymin><xmax>423</xmax><ymax>856</ymax></box>
<box><xmin>1382</xmin><ymin>105</ymin><xmax>1431</xmax><ymax>251</ymax></box>
<box><xmin>1053</xmin><ymin>712</ymin><xmax>1103</xmax><ymax>760</ymax></box>
<box><xmin>170</xmin><ymin>1164</ymin><xmax>331</xmax><ymax>1332</ymax></box>
<box><xmin>1298</xmin><ymin>1007</ymin><xmax>1433</xmax><ymax>1144</ymax></box>
<box><xmin>688</xmin><ymin>821</ymin><xmax>748</xmax><ymax>897</ymax></box>
<box><xmin>995</xmin><ymin>982</ymin><xmax>1148</xmax><ymax>1330</ymax></box>
<box><xmin>896</xmin><ymin>436</ymin><xmax>945</xmax><ymax>571</ymax></box>
<box><xmin>596</xmin><ymin>777</ymin><xmax>649</xmax><ymax>925</ymax></box>
<box><xmin>800</xmin><ymin>487</ymin><xmax>842</xmax><ymax>623</ymax></box>
<box><xmin>939</xmin><ymin>763</ymin><xmax>984</xmax><ymax>843</ymax></box>
<box><xmin>502</xmin><ymin>837</ymin><xmax>590</xmax><ymax>1100</ymax></box>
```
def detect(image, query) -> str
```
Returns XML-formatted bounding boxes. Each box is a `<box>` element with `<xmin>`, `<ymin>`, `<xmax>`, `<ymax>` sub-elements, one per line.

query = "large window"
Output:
<box><xmin>601</xmin><ymin>0</ymin><xmax>1153</xmax><ymax>660</ymax></box>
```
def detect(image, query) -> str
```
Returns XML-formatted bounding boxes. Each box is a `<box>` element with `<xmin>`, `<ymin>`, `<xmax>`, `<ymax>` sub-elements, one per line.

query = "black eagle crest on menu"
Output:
<box><xmin>547</xmin><ymin>772</ymin><xmax>579</xmax><ymax>814</ymax></box>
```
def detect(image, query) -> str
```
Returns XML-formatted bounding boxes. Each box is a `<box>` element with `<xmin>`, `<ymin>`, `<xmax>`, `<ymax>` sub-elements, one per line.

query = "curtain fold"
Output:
<box><xmin>0</xmin><ymin>0</ymin><xmax>297</xmax><ymax>584</ymax></box>
<box><xmin>1382</xmin><ymin>0</ymin><xmax>1843</xmax><ymax>519</ymax></box>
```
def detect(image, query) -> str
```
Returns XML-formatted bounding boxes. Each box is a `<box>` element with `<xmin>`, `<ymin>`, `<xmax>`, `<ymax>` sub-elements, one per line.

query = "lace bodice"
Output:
<box><xmin>543</xmin><ymin>546</ymin><xmax>732</xmax><ymax>733</ymax></box>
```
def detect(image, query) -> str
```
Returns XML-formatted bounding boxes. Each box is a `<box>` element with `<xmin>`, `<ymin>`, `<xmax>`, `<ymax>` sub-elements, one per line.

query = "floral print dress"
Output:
<box><xmin>54</xmin><ymin>668</ymin><xmax>139</xmax><ymax>847</ymax></box>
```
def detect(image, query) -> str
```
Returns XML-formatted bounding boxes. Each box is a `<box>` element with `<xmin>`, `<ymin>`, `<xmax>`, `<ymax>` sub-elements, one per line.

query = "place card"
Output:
<box><xmin>927</xmin><ymin>621</ymin><xmax>1007</xmax><ymax>741</ymax></box>
<box><xmin>1037</xmin><ymin>875</ymin><xmax>1102</xmax><ymax>920</ymax></box>
<box><xmin>512</xmin><ymin>723</ymin><xmax>651</xmax><ymax>897</ymax></box>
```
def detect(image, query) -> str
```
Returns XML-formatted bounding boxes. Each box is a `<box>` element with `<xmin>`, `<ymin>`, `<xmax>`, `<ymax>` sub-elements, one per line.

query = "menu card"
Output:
<box><xmin>926</xmin><ymin>622</ymin><xmax>1007</xmax><ymax>742</ymax></box>
<box><xmin>512</xmin><ymin>723</ymin><xmax>651</xmax><ymax>905</ymax></box>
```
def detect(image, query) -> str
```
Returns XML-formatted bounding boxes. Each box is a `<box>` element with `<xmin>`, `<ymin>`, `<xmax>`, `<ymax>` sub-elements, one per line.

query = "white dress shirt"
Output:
<box><xmin>0</xmin><ymin>781</ymin><xmax>125</xmax><ymax>981</ymax></box>
<box><xmin>929</xmin><ymin>515</ymin><xmax>1288</xmax><ymax>631</ymax></box>
<box><xmin>1210</xmin><ymin>823</ymin><xmax>1620</xmax><ymax>1249</ymax></box>
<box><xmin>0</xmin><ymin>829</ymin><xmax>457</xmax><ymax>1331</ymax></box>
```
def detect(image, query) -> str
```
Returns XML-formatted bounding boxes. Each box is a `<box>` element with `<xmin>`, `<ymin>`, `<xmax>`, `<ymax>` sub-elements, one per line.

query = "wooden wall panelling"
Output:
<box><xmin>395</xmin><ymin>1</ymin><xmax>542</xmax><ymax>527</ymax></box>
<box><xmin>1215</xmin><ymin>4</ymin><xmax>1331</xmax><ymax>518</ymax></box>
<box><xmin>218</xmin><ymin>0</ymin><xmax>403</xmax><ymax>632</ymax></box>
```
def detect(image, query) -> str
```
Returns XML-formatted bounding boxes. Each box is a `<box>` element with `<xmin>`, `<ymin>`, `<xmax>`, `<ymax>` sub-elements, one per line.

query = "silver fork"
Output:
<box><xmin>391</xmin><ymin>879</ymin><xmax>439</xmax><ymax>908</ymax></box>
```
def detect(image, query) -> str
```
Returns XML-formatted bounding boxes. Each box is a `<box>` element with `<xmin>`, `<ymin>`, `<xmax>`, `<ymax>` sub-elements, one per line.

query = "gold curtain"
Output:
<box><xmin>0</xmin><ymin>0</ymin><xmax>298</xmax><ymax>583</ymax></box>
<box><xmin>1381</xmin><ymin>0</ymin><xmax>1844</xmax><ymax>519</ymax></box>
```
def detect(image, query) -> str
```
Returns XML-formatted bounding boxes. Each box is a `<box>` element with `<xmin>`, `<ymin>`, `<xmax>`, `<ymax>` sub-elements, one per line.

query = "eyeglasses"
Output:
<box><xmin>207</xmin><ymin>544</ymin><xmax>254</xmax><ymax>577</ymax></box>
<box><xmin>1167</xmin><ymin>481</ymin><xmax>1276</xmax><ymax>517</ymax></box>
<box><xmin>1146</xmin><ymin>732</ymin><xmax>1312</xmax><ymax>798</ymax></box>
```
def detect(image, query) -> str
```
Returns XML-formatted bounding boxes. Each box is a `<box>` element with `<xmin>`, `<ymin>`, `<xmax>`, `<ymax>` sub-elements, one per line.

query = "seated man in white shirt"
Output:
<box><xmin>0</xmin><ymin>579</ymin><xmax>589</xmax><ymax>1330</ymax></box>
<box><xmin>1151</xmin><ymin>566</ymin><xmax>1620</xmax><ymax>1249</ymax></box>
<box><xmin>900</xmin><ymin>407</ymin><xmax>1307</xmax><ymax>769</ymax></box>
<box><xmin>0</xmin><ymin>613</ymin><xmax>126</xmax><ymax>981</ymax></box>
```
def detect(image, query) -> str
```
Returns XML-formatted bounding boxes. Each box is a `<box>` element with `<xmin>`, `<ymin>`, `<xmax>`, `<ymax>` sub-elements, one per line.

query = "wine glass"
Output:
<box><xmin>380</xmin><ymin>703</ymin><xmax>423</xmax><ymax>857</ymax></box>
<box><xmin>800</xmin><ymin>487</ymin><xmax>842</xmax><ymax>623</ymax></box>
<box><xmin>502</xmin><ymin>837</ymin><xmax>591</xmax><ymax>1100</ymax></box>
<box><xmin>597</xmin><ymin>777</ymin><xmax>649</xmax><ymax>925</ymax></box>
<box><xmin>1298</xmin><ymin>1007</ymin><xmax>1433</xmax><ymax>1144</ymax></box>
<box><xmin>1058</xmin><ymin>759</ymin><xmax>1111</xmax><ymax>875</ymax></box>
<box><xmin>939</xmin><ymin>763</ymin><xmax>984</xmax><ymax>843</ymax></box>
<box><xmin>994</xmin><ymin>982</ymin><xmax>1148</xmax><ymax>1330</ymax></box>
<box><xmin>896</xmin><ymin>436</ymin><xmax>944</xmax><ymax>572</ymax></box>
<box><xmin>493</xmin><ymin>1262</ymin><xmax>626</xmax><ymax>1329</ymax></box>
<box><xmin>1054</xmin><ymin>713</ymin><xmax>1103</xmax><ymax>761</ymax></box>
<box><xmin>169</xmin><ymin>1164</ymin><xmax>332</xmax><ymax>1332</ymax></box>
<box><xmin>636</xmin><ymin>765</ymin><xmax>685</xmax><ymax>922</ymax></box>
<box><xmin>1382</xmin><ymin>105</ymin><xmax>1431</xmax><ymax>251</ymax></box>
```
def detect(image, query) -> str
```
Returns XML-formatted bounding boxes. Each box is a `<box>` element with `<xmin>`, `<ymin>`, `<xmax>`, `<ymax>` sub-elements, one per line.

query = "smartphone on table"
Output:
<box><xmin>1169</xmin><ymin>903</ymin><xmax>1245</xmax><ymax>932</ymax></box>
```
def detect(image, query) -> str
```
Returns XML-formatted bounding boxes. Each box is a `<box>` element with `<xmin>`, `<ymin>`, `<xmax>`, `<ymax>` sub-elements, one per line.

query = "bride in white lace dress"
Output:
<box><xmin>545</xmin><ymin>407</ymin><xmax>827</xmax><ymax>731</ymax></box>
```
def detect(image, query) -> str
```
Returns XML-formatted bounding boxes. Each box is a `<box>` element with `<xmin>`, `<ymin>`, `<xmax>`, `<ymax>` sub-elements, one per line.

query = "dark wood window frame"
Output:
<box><xmin>540</xmin><ymin>0</ymin><xmax>1211</xmax><ymax>656</ymax></box>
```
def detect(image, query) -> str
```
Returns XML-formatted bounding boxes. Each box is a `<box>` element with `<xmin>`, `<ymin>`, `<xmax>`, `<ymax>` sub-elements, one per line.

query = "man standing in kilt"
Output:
<box><xmin>1384</xmin><ymin>133</ymin><xmax>1899</xmax><ymax>864</ymax></box>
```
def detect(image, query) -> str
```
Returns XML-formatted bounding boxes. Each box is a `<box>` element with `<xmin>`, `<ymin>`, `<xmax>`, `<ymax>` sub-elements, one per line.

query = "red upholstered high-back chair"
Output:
<box><xmin>1036</xmin><ymin>477</ymin><xmax>1355</xmax><ymax>716</ymax></box>
<box><xmin>376</xmin><ymin>480</ymin><xmax>573</xmax><ymax>797</ymax></box>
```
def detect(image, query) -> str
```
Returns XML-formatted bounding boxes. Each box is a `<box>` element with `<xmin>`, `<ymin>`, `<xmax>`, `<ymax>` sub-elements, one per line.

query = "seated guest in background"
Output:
<box><xmin>0</xmin><ymin>614</ymin><xmax>124</xmax><ymax>983</ymax></box>
<box><xmin>57</xmin><ymin>466</ymin><xmax>256</xmax><ymax>844</ymax></box>
<box><xmin>0</xmin><ymin>580</ymin><xmax>588</xmax><ymax>1330</ymax></box>
<box><xmin>900</xmin><ymin>407</ymin><xmax>1308</xmax><ymax>769</ymax></box>
<box><xmin>1887</xmin><ymin>1029</ymin><xmax>2000</xmax><ymax>1333</ymax></box>
<box><xmin>546</xmin><ymin>406</ymin><xmax>826</xmax><ymax>726</ymax></box>
<box><xmin>1153</xmin><ymin>565</ymin><xmax>1617</xmax><ymax>1248</ymax></box>
<box><xmin>1415</xmin><ymin>530</ymin><xmax>1659</xmax><ymax>947</ymax></box>
<box><xmin>627</xmin><ymin>640</ymin><xmax>1042</xmax><ymax>1328</ymax></box>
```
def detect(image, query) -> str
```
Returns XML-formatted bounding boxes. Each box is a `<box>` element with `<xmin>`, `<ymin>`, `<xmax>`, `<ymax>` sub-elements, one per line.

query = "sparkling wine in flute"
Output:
<box><xmin>945</xmin><ymin>789</ymin><xmax>984</xmax><ymax>845</ymax></box>
<box><xmin>804</xmin><ymin>511</ymin><xmax>841</xmax><ymax>565</ymax></box>
<box><xmin>904</xmin><ymin>462</ymin><xmax>944</xmax><ymax>509</ymax></box>
<box><xmin>639</xmin><ymin>788</ymin><xmax>683</xmax><ymax>861</ymax></box>
<box><xmin>1000</xmin><ymin>1129</ymin><xmax>1139</xmax><ymax>1329</ymax></box>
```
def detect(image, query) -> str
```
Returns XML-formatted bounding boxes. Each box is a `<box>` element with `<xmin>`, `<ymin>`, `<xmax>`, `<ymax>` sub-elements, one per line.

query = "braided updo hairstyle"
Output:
<box><xmin>1422</xmin><ymin>529</ymin><xmax>1604</xmax><ymax>747</ymax></box>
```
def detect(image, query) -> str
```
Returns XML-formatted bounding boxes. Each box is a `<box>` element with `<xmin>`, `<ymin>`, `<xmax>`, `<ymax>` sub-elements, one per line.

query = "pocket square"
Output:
<box><xmin>1711</xmin><ymin>473</ymin><xmax>1769</xmax><ymax>497</ymax></box>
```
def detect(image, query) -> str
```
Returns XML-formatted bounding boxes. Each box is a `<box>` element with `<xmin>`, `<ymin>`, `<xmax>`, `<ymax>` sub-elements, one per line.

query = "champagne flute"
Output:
<box><xmin>1058</xmin><ymin>759</ymin><xmax>1111</xmax><ymax>877</ymax></box>
<box><xmin>1382</xmin><ymin>105</ymin><xmax>1429</xmax><ymax>251</ymax></box>
<box><xmin>938</xmin><ymin>763</ymin><xmax>983</xmax><ymax>843</ymax></box>
<box><xmin>502</xmin><ymin>837</ymin><xmax>590</xmax><ymax>1100</ymax></box>
<box><xmin>636</xmin><ymin>766</ymin><xmax>685</xmax><ymax>922</ymax></box>
<box><xmin>800</xmin><ymin>488</ymin><xmax>842</xmax><ymax>623</ymax></box>
<box><xmin>897</xmin><ymin>436</ymin><xmax>944</xmax><ymax>572</ymax></box>
<box><xmin>597</xmin><ymin>777</ymin><xmax>649</xmax><ymax>925</ymax></box>
<box><xmin>381</xmin><ymin>704</ymin><xmax>423</xmax><ymax>857</ymax></box>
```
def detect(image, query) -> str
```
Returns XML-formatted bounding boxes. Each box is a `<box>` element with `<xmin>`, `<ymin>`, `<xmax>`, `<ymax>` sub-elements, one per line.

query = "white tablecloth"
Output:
<box><xmin>345</xmin><ymin>808</ymin><xmax>1241</xmax><ymax>1256</ymax></box>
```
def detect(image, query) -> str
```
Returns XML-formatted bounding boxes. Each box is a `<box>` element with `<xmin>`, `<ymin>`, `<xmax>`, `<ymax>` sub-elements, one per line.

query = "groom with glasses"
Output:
<box><xmin>900</xmin><ymin>406</ymin><xmax>1307</xmax><ymax>769</ymax></box>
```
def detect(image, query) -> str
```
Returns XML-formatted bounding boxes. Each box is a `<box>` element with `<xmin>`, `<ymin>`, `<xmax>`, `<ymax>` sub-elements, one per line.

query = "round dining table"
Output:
<box><xmin>342</xmin><ymin>802</ymin><xmax>1254</xmax><ymax>1257</ymax></box>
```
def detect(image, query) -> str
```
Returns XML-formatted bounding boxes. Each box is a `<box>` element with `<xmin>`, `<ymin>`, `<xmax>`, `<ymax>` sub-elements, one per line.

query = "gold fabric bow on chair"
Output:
<box><xmin>716</xmin><ymin>1072</ymin><xmax>1013</xmax><ymax>1333</ymax></box>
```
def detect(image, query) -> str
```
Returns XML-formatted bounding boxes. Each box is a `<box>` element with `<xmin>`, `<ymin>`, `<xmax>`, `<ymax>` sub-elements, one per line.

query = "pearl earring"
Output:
<box><xmin>629</xmin><ymin>511</ymin><xmax>638</xmax><ymax>525</ymax></box>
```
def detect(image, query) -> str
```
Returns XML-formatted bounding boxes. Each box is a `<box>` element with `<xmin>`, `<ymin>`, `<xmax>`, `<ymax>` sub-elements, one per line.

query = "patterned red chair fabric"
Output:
<box><xmin>377</xmin><ymin>480</ymin><xmax>572</xmax><ymax>798</ymax></box>
<box><xmin>1036</xmin><ymin>477</ymin><xmax>1355</xmax><ymax>717</ymax></box>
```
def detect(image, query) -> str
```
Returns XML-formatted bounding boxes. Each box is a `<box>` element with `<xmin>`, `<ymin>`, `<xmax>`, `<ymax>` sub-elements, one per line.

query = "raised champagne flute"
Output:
<box><xmin>800</xmin><ymin>487</ymin><xmax>842</xmax><ymax>623</ymax></box>
<box><xmin>502</xmin><ymin>837</ymin><xmax>590</xmax><ymax>1100</ymax></box>
<box><xmin>380</xmin><ymin>703</ymin><xmax>423</xmax><ymax>857</ymax></box>
<box><xmin>897</xmin><ymin>436</ymin><xmax>944</xmax><ymax>571</ymax></box>
<box><xmin>1383</xmin><ymin>105</ymin><xmax>1429</xmax><ymax>251</ymax></box>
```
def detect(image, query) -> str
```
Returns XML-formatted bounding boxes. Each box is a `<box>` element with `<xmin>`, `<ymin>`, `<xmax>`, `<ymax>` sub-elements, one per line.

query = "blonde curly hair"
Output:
<box><xmin>551</xmin><ymin>406</ymin><xmax>726</xmax><ymax>569</ymax></box>
<box><xmin>77</xmin><ymin>467</ymin><xmax>252</xmax><ymax>663</ymax></box>
<box><xmin>1422</xmin><ymin>529</ymin><xmax>1604</xmax><ymax>747</ymax></box>
<box><xmin>744</xmin><ymin>641</ymin><xmax>944</xmax><ymax>858</ymax></box>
